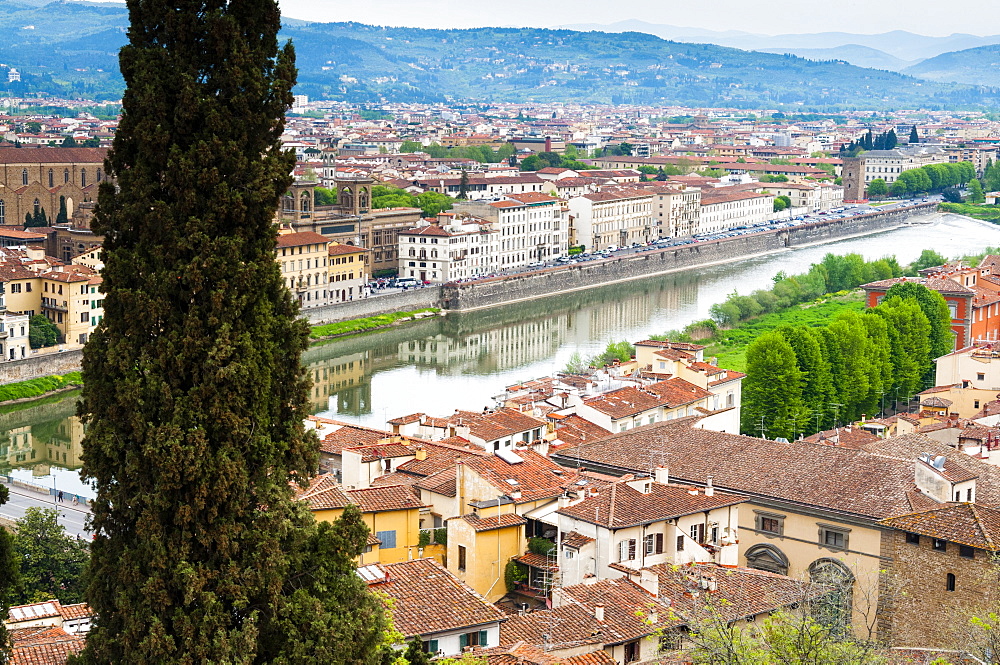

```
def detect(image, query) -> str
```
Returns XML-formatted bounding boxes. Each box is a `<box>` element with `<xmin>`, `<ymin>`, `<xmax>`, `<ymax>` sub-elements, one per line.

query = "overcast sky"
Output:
<box><xmin>275</xmin><ymin>0</ymin><xmax>999</xmax><ymax>36</ymax></box>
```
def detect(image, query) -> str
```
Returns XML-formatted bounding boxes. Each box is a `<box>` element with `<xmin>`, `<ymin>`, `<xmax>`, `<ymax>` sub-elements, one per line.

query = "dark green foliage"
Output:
<box><xmin>741</xmin><ymin>331</ymin><xmax>804</xmax><ymax>440</ymax></box>
<box><xmin>12</xmin><ymin>507</ymin><xmax>89</xmax><ymax>605</ymax></box>
<box><xmin>908</xmin><ymin>249</ymin><xmax>948</xmax><ymax>275</ymax></box>
<box><xmin>75</xmin><ymin>0</ymin><xmax>388</xmax><ymax>662</ymax></box>
<box><xmin>776</xmin><ymin>326</ymin><xmax>834</xmax><ymax>429</ymax></box>
<box><xmin>528</xmin><ymin>537</ymin><xmax>556</xmax><ymax>556</ymax></box>
<box><xmin>504</xmin><ymin>560</ymin><xmax>528</xmax><ymax>593</ymax></box>
<box><xmin>891</xmin><ymin>161</ymin><xmax>975</xmax><ymax>196</ymax></box>
<box><xmin>882</xmin><ymin>281</ymin><xmax>953</xmax><ymax>381</ymax></box>
<box><xmin>28</xmin><ymin>314</ymin><xmax>60</xmax><ymax>349</ymax></box>
<box><xmin>401</xmin><ymin>638</ymin><xmax>433</xmax><ymax>665</ymax></box>
<box><xmin>0</xmin><ymin>487</ymin><xmax>16</xmax><ymax>662</ymax></box>
<box><xmin>909</xmin><ymin>125</ymin><xmax>919</xmax><ymax>144</ymax></box>
<box><xmin>56</xmin><ymin>196</ymin><xmax>69</xmax><ymax>225</ymax></box>
<box><xmin>458</xmin><ymin>169</ymin><xmax>470</xmax><ymax>200</ymax></box>
<box><xmin>24</xmin><ymin>208</ymin><xmax>48</xmax><ymax>228</ymax></box>
<box><xmin>314</xmin><ymin>187</ymin><xmax>337</xmax><ymax>206</ymax></box>
<box><xmin>867</xmin><ymin>178</ymin><xmax>887</xmax><ymax>198</ymax></box>
<box><xmin>874</xmin><ymin>296</ymin><xmax>932</xmax><ymax>401</ymax></box>
<box><xmin>61</xmin><ymin>136</ymin><xmax>78</xmax><ymax>147</ymax></box>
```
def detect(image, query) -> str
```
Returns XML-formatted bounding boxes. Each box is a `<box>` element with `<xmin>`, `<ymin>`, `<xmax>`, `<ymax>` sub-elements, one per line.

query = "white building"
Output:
<box><xmin>397</xmin><ymin>216</ymin><xmax>499</xmax><ymax>283</ymax></box>
<box><xmin>0</xmin><ymin>302</ymin><xmax>28</xmax><ymax>361</ymax></box>
<box><xmin>646</xmin><ymin>183</ymin><xmax>701</xmax><ymax>238</ymax></box>
<box><xmin>567</xmin><ymin>187</ymin><xmax>655</xmax><ymax>251</ymax></box>
<box><xmin>453</xmin><ymin>193</ymin><xmax>568</xmax><ymax>268</ymax></box>
<box><xmin>697</xmin><ymin>189</ymin><xmax>773</xmax><ymax>234</ymax></box>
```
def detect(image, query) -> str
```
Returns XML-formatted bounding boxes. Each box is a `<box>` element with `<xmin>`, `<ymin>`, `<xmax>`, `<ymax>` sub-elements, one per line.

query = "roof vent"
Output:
<box><xmin>496</xmin><ymin>450</ymin><xmax>524</xmax><ymax>464</ymax></box>
<box><xmin>932</xmin><ymin>455</ymin><xmax>947</xmax><ymax>470</ymax></box>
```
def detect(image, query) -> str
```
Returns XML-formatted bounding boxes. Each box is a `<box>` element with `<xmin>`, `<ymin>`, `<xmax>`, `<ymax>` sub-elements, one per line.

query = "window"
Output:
<box><xmin>619</xmin><ymin>539</ymin><xmax>637</xmax><ymax>561</ymax></box>
<box><xmin>64</xmin><ymin>169</ymin><xmax>69</xmax><ymax>184</ymax></box>
<box><xmin>459</xmin><ymin>630</ymin><xmax>488</xmax><ymax>649</ymax></box>
<box><xmin>375</xmin><ymin>530</ymin><xmax>396</xmax><ymax>549</ymax></box>
<box><xmin>422</xmin><ymin>639</ymin><xmax>439</xmax><ymax>654</ymax></box>
<box><xmin>690</xmin><ymin>524</ymin><xmax>705</xmax><ymax>544</ymax></box>
<box><xmin>933</xmin><ymin>538</ymin><xmax>947</xmax><ymax>552</ymax></box>
<box><xmin>21</xmin><ymin>169</ymin><xmax>28</xmax><ymax>186</ymax></box>
<box><xmin>644</xmin><ymin>533</ymin><xmax>664</xmax><ymax>555</ymax></box>
<box><xmin>0</xmin><ymin>199</ymin><xmax>3</xmax><ymax>224</ymax></box>
<box><xmin>676</xmin><ymin>535</ymin><xmax>685</xmax><ymax>552</ymax></box>
<box><xmin>946</xmin><ymin>573</ymin><xmax>956</xmax><ymax>592</ymax></box>
<box><xmin>978</xmin><ymin>373</ymin><xmax>986</xmax><ymax>381</ymax></box>
<box><xmin>975</xmin><ymin>400</ymin><xmax>981</xmax><ymax>409</ymax></box>
<box><xmin>81</xmin><ymin>169</ymin><xmax>86</xmax><ymax>188</ymax></box>
<box><xmin>960</xmin><ymin>545</ymin><xmax>975</xmax><ymax>559</ymax></box>
<box><xmin>818</xmin><ymin>524</ymin><xmax>849</xmax><ymax>550</ymax></box>
<box><xmin>48</xmin><ymin>169</ymin><xmax>53</xmax><ymax>188</ymax></box>
<box><xmin>905</xmin><ymin>532</ymin><xmax>920</xmax><ymax>545</ymax></box>
<box><xmin>756</xmin><ymin>511</ymin><xmax>784</xmax><ymax>535</ymax></box>
<box><xmin>458</xmin><ymin>545</ymin><xmax>467</xmax><ymax>571</ymax></box>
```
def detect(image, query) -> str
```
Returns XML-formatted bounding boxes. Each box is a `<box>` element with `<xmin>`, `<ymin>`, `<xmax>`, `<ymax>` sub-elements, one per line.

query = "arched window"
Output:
<box><xmin>21</xmin><ymin>169</ymin><xmax>28</xmax><ymax>186</ymax></box>
<box><xmin>946</xmin><ymin>573</ymin><xmax>956</xmax><ymax>592</ymax></box>
<box><xmin>282</xmin><ymin>193</ymin><xmax>294</xmax><ymax>212</ymax></box>
<box><xmin>745</xmin><ymin>544</ymin><xmax>789</xmax><ymax>576</ymax></box>
<box><xmin>0</xmin><ymin>199</ymin><xmax>5</xmax><ymax>225</ymax></box>
<box><xmin>80</xmin><ymin>169</ymin><xmax>86</xmax><ymax>188</ymax></box>
<box><xmin>33</xmin><ymin>199</ymin><xmax>40</xmax><ymax>216</ymax></box>
<box><xmin>48</xmin><ymin>169</ymin><xmax>53</xmax><ymax>188</ymax></box>
<box><xmin>300</xmin><ymin>191</ymin><xmax>311</xmax><ymax>213</ymax></box>
<box><xmin>64</xmin><ymin>169</ymin><xmax>69</xmax><ymax>184</ymax></box>
<box><xmin>809</xmin><ymin>559</ymin><xmax>855</xmax><ymax>634</ymax></box>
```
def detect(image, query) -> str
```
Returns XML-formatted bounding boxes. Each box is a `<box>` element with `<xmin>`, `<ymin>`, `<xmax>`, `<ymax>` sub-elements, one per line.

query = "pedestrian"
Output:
<box><xmin>57</xmin><ymin>490</ymin><xmax>64</xmax><ymax>503</ymax></box>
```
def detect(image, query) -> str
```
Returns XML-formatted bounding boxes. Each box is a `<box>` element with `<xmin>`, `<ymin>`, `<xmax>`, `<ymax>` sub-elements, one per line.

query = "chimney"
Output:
<box><xmin>639</xmin><ymin>569</ymin><xmax>659</xmax><ymax>597</ymax></box>
<box><xmin>415</xmin><ymin>447</ymin><xmax>427</xmax><ymax>461</ymax></box>
<box><xmin>545</xmin><ymin>136</ymin><xmax>553</xmax><ymax>153</ymax></box>
<box><xmin>654</xmin><ymin>466</ymin><xmax>669</xmax><ymax>485</ymax></box>
<box><xmin>705</xmin><ymin>476</ymin><xmax>715</xmax><ymax>496</ymax></box>
<box><xmin>594</xmin><ymin>604</ymin><xmax>605</xmax><ymax>622</ymax></box>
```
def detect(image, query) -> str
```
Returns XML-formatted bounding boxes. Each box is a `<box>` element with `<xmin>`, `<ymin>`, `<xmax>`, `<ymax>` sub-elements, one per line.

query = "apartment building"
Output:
<box><xmin>328</xmin><ymin>242</ymin><xmax>368</xmax><ymax>302</ymax></box>
<box><xmin>567</xmin><ymin>188</ymin><xmax>655</xmax><ymax>251</ymax></box>
<box><xmin>276</xmin><ymin>230</ymin><xmax>331</xmax><ymax>309</ymax></box>
<box><xmin>697</xmin><ymin>189</ymin><xmax>773</xmax><ymax>234</ymax></box>
<box><xmin>398</xmin><ymin>217</ymin><xmax>499</xmax><ymax>283</ymax></box>
<box><xmin>842</xmin><ymin>145</ymin><xmax>951</xmax><ymax>200</ymax></box>
<box><xmin>453</xmin><ymin>193</ymin><xmax>567</xmax><ymax>268</ymax></box>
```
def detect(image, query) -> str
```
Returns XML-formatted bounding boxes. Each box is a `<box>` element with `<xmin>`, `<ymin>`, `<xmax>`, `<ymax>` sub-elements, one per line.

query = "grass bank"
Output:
<box><xmin>938</xmin><ymin>201</ymin><xmax>1000</xmax><ymax>222</ymax></box>
<box><xmin>0</xmin><ymin>372</ymin><xmax>83</xmax><ymax>404</ymax></box>
<box><xmin>309</xmin><ymin>308</ymin><xmax>441</xmax><ymax>340</ymax></box>
<box><xmin>705</xmin><ymin>291</ymin><xmax>865</xmax><ymax>372</ymax></box>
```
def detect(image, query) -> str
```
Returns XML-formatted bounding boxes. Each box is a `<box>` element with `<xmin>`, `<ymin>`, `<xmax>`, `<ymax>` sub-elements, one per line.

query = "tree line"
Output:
<box><xmin>741</xmin><ymin>281</ymin><xmax>952</xmax><ymax>440</ymax></box>
<box><xmin>867</xmin><ymin>160</ymin><xmax>975</xmax><ymax>198</ymax></box>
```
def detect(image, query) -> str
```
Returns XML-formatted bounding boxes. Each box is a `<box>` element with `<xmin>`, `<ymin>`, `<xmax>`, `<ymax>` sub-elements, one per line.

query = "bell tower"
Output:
<box><xmin>337</xmin><ymin>176</ymin><xmax>373</xmax><ymax>215</ymax></box>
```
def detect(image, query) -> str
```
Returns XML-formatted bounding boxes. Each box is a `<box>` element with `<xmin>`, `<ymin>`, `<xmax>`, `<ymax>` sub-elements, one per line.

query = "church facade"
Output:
<box><xmin>0</xmin><ymin>147</ymin><xmax>107</xmax><ymax>226</ymax></box>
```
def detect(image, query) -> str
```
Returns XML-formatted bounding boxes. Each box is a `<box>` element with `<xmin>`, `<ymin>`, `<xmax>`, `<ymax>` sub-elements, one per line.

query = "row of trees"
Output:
<box><xmin>840</xmin><ymin>129</ymin><xmax>898</xmax><ymax>156</ymax></box>
<box><xmin>399</xmin><ymin>140</ymin><xmax>515</xmax><ymax>164</ymax></box>
<box><xmin>708</xmin><ymin>252</ymin><xmax>909</xmax><ymax>327</ymax></box>
<box><xmin>868</xmin><ymin>160</ymin><xmax>975</xmax><ymax>198</ymax></box>
<box><xmin>314</xmin><ymin>185</ymin><xmax>455</xmax><ymax>218</ymax></box>
<box><xmin>741</xmin><ymin>282</ymin><xmax>953</xmax><ymax>440</ymax></box>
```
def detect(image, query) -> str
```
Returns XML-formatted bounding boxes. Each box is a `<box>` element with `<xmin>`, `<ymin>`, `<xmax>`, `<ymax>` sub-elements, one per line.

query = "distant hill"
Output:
<box><xmin>0</xmin><ymin>5</ymin><xmax>997</xmax><ymax>109</ymax></box>
<box><xmin>755</xmin><ymin>45</ymin><xmax>916</xmax><ymax>73</ymax></box>
<box><xmin>904</xmin><ymin>44</ymin><xmax>1000</xmax><ymax>86</ymax></box>
<box><xmin>554</xmin><ymin>21</ymin><xmax>1000</xmax><ymax>62</ymax></box>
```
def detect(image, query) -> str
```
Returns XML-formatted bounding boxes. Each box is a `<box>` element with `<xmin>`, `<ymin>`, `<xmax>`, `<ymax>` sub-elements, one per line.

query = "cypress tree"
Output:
<box><xmin>76</xmin><ymin>0</ymin><xmax>389</xmax><ymax>662</ymax></box>
<box><xmin>909</xmin><ymin>125</ymin><xmax>919</xmax><ymax>144</ymax></box>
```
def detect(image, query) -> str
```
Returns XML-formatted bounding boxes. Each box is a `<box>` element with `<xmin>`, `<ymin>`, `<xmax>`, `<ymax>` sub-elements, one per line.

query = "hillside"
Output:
<box><xmin>904</xmin><ymin>44</ymin><xmax>1000</xmax><ymax>87</ymax></box>
<box><xmin>755</xmin><ymin>45</ymin><xmax>915</xmax><ymax>73</ymax></box>
<box><xmin>0</xmin><ymin>4</ymin><xmax>997</xmax><ymax>109</ymax></box>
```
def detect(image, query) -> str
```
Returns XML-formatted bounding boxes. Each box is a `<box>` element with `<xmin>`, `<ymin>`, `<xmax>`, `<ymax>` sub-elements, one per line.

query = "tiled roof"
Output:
<box><xmin>10</xmin><ymin>626</ymin><xmax>84</xmax><ymax>665</ymax></box>
<box><xmin>562</xmin><ymin>530</ymin><xmax>595</xmax><ymax>549</ymax></box>
<box><xmin>459</xmin><ymin>513</ymin><xmax>527</xmax><ymax>532</ymax></box>
<box><xmin>582</xmin><ymin>378</ymin><xmax>711</xmax><ymax>419</ymax></box>
<box><xmin>56</xmin><ymin>603</ymin><xmax>90</xmax><ymax>621</ymax></box>
<box><xmin>479</xmin><ymin>643</ymin><xmax>615</xmax><ymax>665</ymax></box>
<box><xmin>0</xmin><ymin>147</ymin><xmax>106</xmax><ymax>164</ymax></box>
<box><xmin>514</xmin><ymin>552</ymin><xmax>558</xmax><ymax>571</ymax></box>
<box><xmin>347</xmin><ymin>485</ymin><xmax>425</xmax><ymax>513</ymax></box>
<box><xmin>882</xmin><ymin>503</ymin><xmax>1000</xmax><ymax>550</ymax></box>
<box><xmin>8</xmin><ymin>602</ymin><xmax>61</xmax><ymax>623</ymax></box>
<box><xmin>557</xmin><ymin>480</ymin><xmax>744</xmax><ymax>528</ymax></box>
<box><xmin>551</xmin><ymin>414</ymin><xmax>611</xmax><ymax>449</ymax></box>
<box><xmin>462</xmin><ymin>449</ymin><xmax>573</xmax><ymax>503</ymax></box>
<box><xmin>552</xmin><ymin>420</ymin><xmax>1000</xmax><ymax>521</ymax></box>
<box><xmin>275</xmin><ymin>231</ymin><xmax>329</xmax><ymax>248</ymax></box>
<box><xmin>366</xmin><ymin>558</ymin><xmax>506</xmax><ymax>637</ymax></box>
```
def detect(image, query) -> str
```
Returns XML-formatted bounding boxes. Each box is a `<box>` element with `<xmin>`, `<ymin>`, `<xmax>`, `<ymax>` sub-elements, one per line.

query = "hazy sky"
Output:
<box><xmin>276</xmin><ymin>0</ymin><xmax>1000</xmax><ymax>36</ymax></box>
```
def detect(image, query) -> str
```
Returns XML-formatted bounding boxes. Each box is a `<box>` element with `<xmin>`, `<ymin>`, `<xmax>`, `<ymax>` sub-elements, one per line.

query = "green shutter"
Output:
<box><xmin>479</xmin><ymin>629</ymin><xmax>488</xmax><ymax>647</ymax></box>
<box><xmin>428</xmin><ymin>639</ymin><xmax>438</xmax><ymax>654</ymax></box>
<box><xmin>459</xmin><ymin>633</ymin><xmax>468</xmax><ymax>649</ymax></box>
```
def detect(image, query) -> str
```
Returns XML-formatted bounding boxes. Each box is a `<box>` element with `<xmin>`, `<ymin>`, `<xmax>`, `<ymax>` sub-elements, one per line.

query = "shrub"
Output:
<box><xmin>527</xmin><ymin>537</ymin><xmax>556</xmax><ymax>556</ymax></box>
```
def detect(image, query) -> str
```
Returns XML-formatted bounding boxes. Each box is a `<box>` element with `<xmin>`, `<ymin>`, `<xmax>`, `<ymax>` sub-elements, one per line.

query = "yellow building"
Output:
<box><xmin>276</xmin><ymin>230</ymin><xmax>331</xmax><ymax>309</ymax></box>
<box><xmin>297</xmin><ymin>474</ymin><xmax>429</xmax><ymax>566</ymax></box>
<box><xmin>40</xmin><ymin>267</ymin><xmax>101</xmax><ymax>345</ymax></box>
<box><xmin>447</xmin><ymin>512</ymin><xmax>526</xmax><ymax>603</ymax></box>
<box><xmin>327</xmin><ymin>242</ymin><xmax>368</xmax><ymax>303</ymax></box>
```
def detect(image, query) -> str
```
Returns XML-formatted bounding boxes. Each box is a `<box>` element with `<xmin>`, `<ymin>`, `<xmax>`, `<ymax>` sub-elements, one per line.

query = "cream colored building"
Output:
<box><xmin>276</xmin><ymin>230</ymin><xmax>331</xmax><ymax>309</ymax></box>
<box><xmin>567</xmin><ymin>188</ymin><xmax>655</xmax><ymax>251</ymax></box>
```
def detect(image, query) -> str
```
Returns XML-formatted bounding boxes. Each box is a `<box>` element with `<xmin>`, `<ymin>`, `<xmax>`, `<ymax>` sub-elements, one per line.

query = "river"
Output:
<box><xmin>5</xmin><ymin>212</ymin><xmax>1000</xmax><ymax>498</ymax></box>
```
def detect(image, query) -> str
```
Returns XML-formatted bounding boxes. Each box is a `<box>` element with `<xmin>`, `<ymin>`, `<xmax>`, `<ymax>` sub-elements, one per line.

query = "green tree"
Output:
<box><xmin>618</xmin><ymin>142</ymin><xmax>633</xmax><ymax>156</ymax></box>
<box><xmin>777</xmin><ymin>326</ymin><xmax>834</xmax><ymax>432</ymax></box>
<box><xmin>741</xmin><ymin>331</ymin><xmax>804</xmax><ymax>440</ymax></box>
<box><xmin>416</xmin><ymin>191</ymin><xmax>454</xmax><ymax>217</ymax></box>
<box><xmin>909</xmin><ymin>125</ymin><xmax>919</xmax><ymax>144</ymax></box>
<box><xmin>866</xmin><ymin>178</ymin><xmax>887</xmax><ymax>199</ymax></box>
<box><xmin>314</xmin><ymin>187</ymin><xmax>337</xmax><ymax>206</ymax></box>
<box><xmin>882</xmin><ymin>281</ymin><xmax>953</xmax><ymax>373</ymax></box>
<box><xmin>400</xmin><ymin>140</ymin><xmax>422</xmax><ymax>153</ymax></box>
<box><xmin>0</xmin><ymin>487</ymin><xmax>17</xmax><ymax>662</ymax></box>
<box><xmin>401</xmin><ymin>637</ymin><xmax>434</xmax><ymax>665</ymax></box>
<box><xmin>969</xmin><ymin>178</ymin><xmax>985</xmax><ymax>204</ymax></box>
<box><xmin>773</xmin><ymin>195</ymin><xmax>790</xmax><ymax>212</ymax></box>
<box><xmin>874</xmin><ymin>296</ymin><xmax>932</xmax><ymax>400</ymax></box>
<box><xmin>908</xmin><ymin>249</ymin><xmax>947</xmax><ymax>275</ymax></box>
<box><xmin>857</xmin><ymin>312</ymin><xmax>893</xmax><ymax>418</ymax></box>
<box><xmin>12</xmin><ymin>507</ymin><xmax>89</xmax><ymax>605</ymax></box>
<box><xmin>61</xmin><ymin>136</ymin><xmax>78</xmax><ymax>147</ymax></box>
<box><xmin>56</xmin><ymin>196</ymin><xmax>69</xmax><ymax>225</ymax></box>
<box><xmin>458</xmin><ymin>169</ymin><xmax>470</xmax><ymax>200</ymax></box>
<box><xmin>28</xmin><ymin>314</ymin><xmax>60</xmax><ymax>348</ymax></box>
<box><xmin>821</xmin><ymin>318</ymin><xmax>872</xmax><ymax>424</ymax></box>
<box><xmin>74</xmin><ymin>0</ymin><xmax>389</xmax><ymax>662</ymax></box>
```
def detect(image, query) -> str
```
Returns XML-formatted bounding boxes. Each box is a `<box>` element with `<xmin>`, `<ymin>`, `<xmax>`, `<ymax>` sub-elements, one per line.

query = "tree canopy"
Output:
<box><xmin>11</xmin><ymin>507</ymin><xmax>89</xmax><ymax>605</ymax></box>
<box><xmin>75</xmin><ymin>0</ymin><xmax>390</xmax><ymax>661</ymax></box>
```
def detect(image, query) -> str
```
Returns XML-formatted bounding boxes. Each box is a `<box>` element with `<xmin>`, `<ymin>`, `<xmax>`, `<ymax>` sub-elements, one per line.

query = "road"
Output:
<box><xmin>0</xmin><ymin>482</ymin><xmax>93</xmax><ymax>539</ymax></box>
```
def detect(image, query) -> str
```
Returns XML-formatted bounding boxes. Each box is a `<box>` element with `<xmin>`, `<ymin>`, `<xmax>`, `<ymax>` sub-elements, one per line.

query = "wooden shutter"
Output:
<box><xmin>479</xmin><ymin>629</ymin><xmax>488</xmax><ymax>647</ymax></box>
<box><xmin>460</xmin><ymin>633</ymin><xmax>468</xmax><ymax>649</ymax></box>
<box><xmin>428</xmin><ymin>639</ymin><xmax>438</xmax><ymax>654</ymax></box>
<box><xmin>655</xmin><ymin>533</ymin><xmax>664</xmax><ymax>554</ymax></box>
<box><xmin>628</xmin><ymin>538</ymin><xmax>637</xmax><ymax>560</ymax></box>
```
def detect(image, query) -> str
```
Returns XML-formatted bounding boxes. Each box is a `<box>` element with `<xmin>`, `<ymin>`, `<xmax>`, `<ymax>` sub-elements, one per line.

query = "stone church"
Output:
<box><xmin>0</xmin><ymin>147</ymin><xmax>107</xmax><ymax>226</ymax></box>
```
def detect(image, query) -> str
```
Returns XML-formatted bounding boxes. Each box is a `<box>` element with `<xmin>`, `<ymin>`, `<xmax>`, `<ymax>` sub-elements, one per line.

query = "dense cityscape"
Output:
<box><xmin>5</xmin><ymin>2</ymin><xmax>1000</xmax><ymax>664</ymax></box>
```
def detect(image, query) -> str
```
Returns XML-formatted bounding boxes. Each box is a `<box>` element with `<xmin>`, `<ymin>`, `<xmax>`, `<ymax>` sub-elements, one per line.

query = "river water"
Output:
<box><xmin>5</xmin><ymin>213</ymin><xmax>1000</xmax><ymax>498</ymax></box>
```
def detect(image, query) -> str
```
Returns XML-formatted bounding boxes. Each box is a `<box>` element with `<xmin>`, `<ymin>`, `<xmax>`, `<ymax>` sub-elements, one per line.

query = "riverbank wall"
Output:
<box><xmin>441</xmin><ymin>203</ymin><xmax>935</xmax><ymax>312</ymax></box>
<box><xmin>302</xmin><ymin>285</ymin><xmax>442</xmax><ymax>325</ymax></box>
<box><xmin>0</xmin><ymin>349</ymin><xmax>83</xmax><ymax>386</ymax></box>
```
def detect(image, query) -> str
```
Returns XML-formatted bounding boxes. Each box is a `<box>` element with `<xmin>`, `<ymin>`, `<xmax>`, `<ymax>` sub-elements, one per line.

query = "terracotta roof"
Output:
<box><xmin>328</xmin><ymin>243</ymin><xmax>366</xmax><ymax>256</ymax></box>
<box><xmin>562</xmin><ymin>530</ymin><xmax>595</xmax><ymax>549</ymax></box>
<box><xmin>882</xmin><ymin>503</ymin><xmax>1000</xmax><ymax>550</ymax></box>
<box><xmin>556</xmin><ymin>480</ymin><xmax>744</xmax><ymax>528</ymax></box>
<box><xmin>480</xmin><ymin>643</ymin><xmax>615</xmax><ymax>665</ymax></box>
<box><xmin>551</xmin><ymin>414</ymin><xmax>611</xmax><ymax>449</ymax></box>
<box><xmin>365</xmin><ymin>558</ymin><xmax>506</xmax><ymax>637</ymax></box>
<box><xmin>514</xmin><ymin>552</ymin><xmax>559</xmax><ymax>571</ymax></box>
<box><xmin>0</xmin><ymin>229</ymin><xmax>46</xmax><ymax>240</ymax></box>
<box><xmin>10</xmin><ymin>627</ymin><xmax>84</xmax><ymax>665</ymax></box>
<box><xmin>459</xmin><ymin>513</ymin><xmax>528</xmax><ymax>532</ymax></box>
<box><xmin>582</xmin><ymin>378</ymin><xmax>711</xmax><ymax>419</ymax></box>
<box><xmin>0</xmin><ymin>147</ymin><xmax>106</xmax><ymax>164</ymax></box>
<box><xmin>462</xmin><ymin>449</ymin><xmax>573</xmax><ymax>503</ymax></box>
<box><xmin>347</xmin><ymin>485</ymin><xmax>425</xmax><ymax>513</ymax></box>
<box><xmin>276</xmin><ymin>231</ymin><xmax>329</xmax><ymax>248</ymax></box>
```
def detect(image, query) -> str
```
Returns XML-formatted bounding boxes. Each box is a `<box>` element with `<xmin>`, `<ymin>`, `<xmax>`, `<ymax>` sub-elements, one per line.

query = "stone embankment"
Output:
<box><xmin>0</xmin><ymin>203</ymin><xmax>935</xmax><ymax>384</ymax></box>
